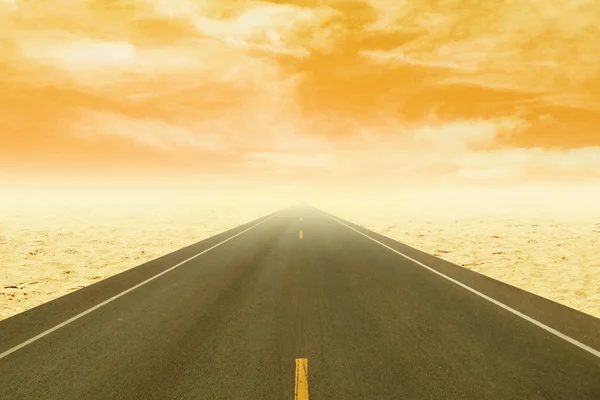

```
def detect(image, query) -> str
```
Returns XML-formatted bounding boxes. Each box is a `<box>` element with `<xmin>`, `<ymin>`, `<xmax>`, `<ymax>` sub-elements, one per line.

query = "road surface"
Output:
<box><xmin>1</xmin><ymin>204</ymin><xmax>599</xmax><ymax>399</ymax></box>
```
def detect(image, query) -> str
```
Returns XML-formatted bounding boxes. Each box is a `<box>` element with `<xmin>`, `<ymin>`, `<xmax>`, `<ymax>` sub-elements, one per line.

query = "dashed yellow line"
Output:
<box><xmin>299</xmin><ymin>230</ymin><xmax>303</xmax><ymax>239</ymax></box>
<box><xmin>294</xmin><ymin>358</ymin><xmax>309</xmax><ymax>400</ymax></box>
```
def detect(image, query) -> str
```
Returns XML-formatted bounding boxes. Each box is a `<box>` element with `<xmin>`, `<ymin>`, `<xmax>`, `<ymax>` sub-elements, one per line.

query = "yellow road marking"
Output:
<box><xmin>294</xmin><ymin>358</ymin><xmax>309</xmax><ymax>400</ymax></box>
<box><xmin>299</xmin><ymin>230</ymin><xmax>303</xmax><ymax>239</ymax></box>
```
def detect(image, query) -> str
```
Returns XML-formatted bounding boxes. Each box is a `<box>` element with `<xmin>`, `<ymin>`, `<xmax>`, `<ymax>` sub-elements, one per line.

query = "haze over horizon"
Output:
<box><xmin>1</xmin><ymin>0</ymin><xmax>600</xmax><ymax>204</ymax></box>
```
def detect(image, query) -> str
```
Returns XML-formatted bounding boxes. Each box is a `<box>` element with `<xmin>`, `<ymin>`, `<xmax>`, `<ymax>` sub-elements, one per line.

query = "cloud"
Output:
<box><xmin>71</xmin><ymin>110</ymin><xmax>225</xmax><ymax>152</ymax></box>
<box><xmin>360</xmin><ymin>0</ymin><xmax>600</xmax><ymax>110</ymax></box>
<box><xmin>407</xmin><ymin>118</ymin><xmax>528</xmax><ymax>151</ymax></box>
<box><xmin>149</xmin><ymin>0</ymin><xmax>206</xmax><ymax>18</ymax></box>
<box><xmin>0</xmin><ymin>0</ymin><xmax>16</xmax><ymax>10</ymax></box>
<box><xmin>454</xmin><ymin>167</ymin><xmax>522</xmax><ymax>181</ymax></box>
<box><xmin>13</xmin><ymin>32</ymin><xmax>256</xmax><ymax>90</ymax></box>
<box><xmin>245</xmin><ymin>152</ymin><xmax>330</xmax><ymax>169</ymax></box>
<box><xmin>19</xmin><ymin>35</ymin><xmax>136</xmax><ymax>70</ymax></box>
<box><xmin>300</xmin><ymin>118</ymin><xmax>600</xmax><ymax>185</ymax></box>
<box><xmin>148</xmin><ymin>0</ymin><xmax>340</xmax><ymax>57</ymax></box>
<box><xmin>360</xmin><ymin>49</ymin><xmax>475</xmax><ymax>72</ymax></box>
<box><xmin>1</xmin><ymin>0</ymin><xmax>599</xmax><ymax>188</ymax></box>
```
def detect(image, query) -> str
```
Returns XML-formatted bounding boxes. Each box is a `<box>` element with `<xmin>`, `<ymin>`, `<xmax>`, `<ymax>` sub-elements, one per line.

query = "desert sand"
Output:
<box><xmin>0</xmin><ymin>192</ymin><xmax>290</xmax><ymax>321</ymax></box>
<box><xmin>1</xmin><ymin>187</ymin><xmax>599</xmax><ymax>321</ymax></box>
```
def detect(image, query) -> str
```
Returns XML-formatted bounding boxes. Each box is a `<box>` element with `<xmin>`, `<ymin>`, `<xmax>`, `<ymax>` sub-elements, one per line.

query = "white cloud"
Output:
<box><xmin>16</xmin><ymin>33</ymin><xmax>213</xmax><ymax>76</ymax></box>
<box><xmin>245</xmin><ymin>152</ymin><xmax>330</xmax><ymax>169</ymax></box>
<box><xmin>136</xmin><ymin>45</ymin><xmax>206</xmax><ymax>72</ymax></box>
<box><xmin>268</xmin><ymin>127</ymin><xmax>336</xmax><ymax>152</ymax></box>
<box><xmin>19</xmin><ymin>35</ymin><xmax>137</xmax><ymax>70</ymax></box>
<box><xmin>71</xmin><ymin>110</ymin><xmax>224</xmax><ymax>152</ymax></box>
<box><xmin>10</xmin><ymin>25</ymin><xmax>290</xmax><ymax>102</ymax></box>
<box><xmin>360</xmin><ymin>49</ymin><xmax>470</xmax><ymax>71</ymax></box>
<box><xmin>360</xmin><ymin>0</ymin><xmax>600</xmax><ymax>110</ymax></box>
<box><xmin>221</xmin><ymin>38</ymin><xmax>310</xmax><ymax>57</ymax></box>
<box><xmin>409</xmin><ymin>120</ymin><xmax>500</xmax><ymax>150</ymax></box>
<box><xmin>194</xmin><ymin>3</ymin><xmax>317</xmax><ymax>40</ymax></box>
<box><xmin>454</xmin><ymin>167</ymin><xmax>521</xmax><ymax>180</ymax></box>
<box><xmin>192</xmin><ymin>2</ymin><xmax>339</xmax><ymax>57</ymax></box>
<box><xmin>0</xmin><ymin>0</ymin><xmax>17</xmax><ymax>10</ymax></box>
<box><xmin>300</xmin><ymin>117</ymin><xmax>600</xmax><ymax>184</ymax></box>
<box><xmin>149</xmin><ymin>0</ymin><xmax>205</xmax><ymax>18</ymax></box>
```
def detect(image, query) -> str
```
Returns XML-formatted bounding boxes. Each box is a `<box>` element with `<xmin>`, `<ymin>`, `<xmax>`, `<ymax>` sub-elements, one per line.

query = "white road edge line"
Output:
<box><xmin>0</xmin><ymin>210</ymin><xmax>283</xmax><ymax>361</ymax></box>
<box><xmin>320</xmin><ymin>210</ymin><xmax>600</xmax><ymax>359</ymax></box>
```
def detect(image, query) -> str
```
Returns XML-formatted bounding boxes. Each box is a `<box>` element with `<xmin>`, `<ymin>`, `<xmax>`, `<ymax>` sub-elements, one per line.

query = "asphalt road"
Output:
<box><xmin>1</xmin><ymin>204</ymin><xmax>599</xmax><ymax>399</ymax></box>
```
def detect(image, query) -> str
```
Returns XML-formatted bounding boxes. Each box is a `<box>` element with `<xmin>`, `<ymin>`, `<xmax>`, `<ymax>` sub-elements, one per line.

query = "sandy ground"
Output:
<box><xmin>1</xmin><ymin>190</ymin><xmax>599</xmax><ymax>321</ymax></box>
<box><xmin>0</xmin><ymin>197</ymin><xmax>288</xmax><ymax>321</ymax></box>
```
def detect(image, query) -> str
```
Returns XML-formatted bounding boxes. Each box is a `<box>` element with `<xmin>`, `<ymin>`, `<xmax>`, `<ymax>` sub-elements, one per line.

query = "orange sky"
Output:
<box><xmin>1</xmin><ymin>0</ymin><xmax>600</xmax><ymax>193</ymax></box>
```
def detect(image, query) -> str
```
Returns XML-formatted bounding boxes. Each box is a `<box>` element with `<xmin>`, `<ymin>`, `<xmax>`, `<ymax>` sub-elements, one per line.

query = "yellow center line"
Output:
<box><xmin>294</xmin><ymin>358</ymin><xmax>309</xmax><ymax>400</ymax></box>
<box><xmin>299</xmin><ymin>230</ymin><xmax>303</xmax><ymax>239</ymax></box>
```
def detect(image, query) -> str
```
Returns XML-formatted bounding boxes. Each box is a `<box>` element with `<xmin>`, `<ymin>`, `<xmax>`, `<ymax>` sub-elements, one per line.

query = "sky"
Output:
<box><xmin>1</xmin><ymin>0</ymin><xmax>600</xmax><ymax>202</ymax></box>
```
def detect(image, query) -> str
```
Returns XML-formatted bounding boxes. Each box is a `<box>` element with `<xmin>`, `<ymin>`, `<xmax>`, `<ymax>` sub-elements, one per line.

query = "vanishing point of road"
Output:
<box><xmin>1</xmin><ymin>204</ymin><xmax>599</xmax><ymax>399</ymax></box>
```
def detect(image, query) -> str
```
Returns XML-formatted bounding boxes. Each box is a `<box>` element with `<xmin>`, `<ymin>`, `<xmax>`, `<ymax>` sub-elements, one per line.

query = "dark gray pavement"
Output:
<box><xmin>1</xmin><ymin>204</ymin><xmax>599</xmax><ymax>399</ymax></box>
